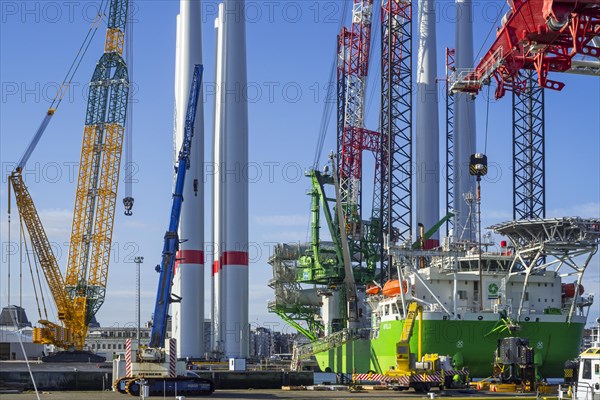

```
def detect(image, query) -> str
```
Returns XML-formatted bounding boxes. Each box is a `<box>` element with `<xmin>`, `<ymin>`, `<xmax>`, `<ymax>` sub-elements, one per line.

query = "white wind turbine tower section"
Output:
<box><xmin>454</xmin><ymin>0</ymin><xmax>477</xmax><ymax>239</ymax></box>
<box><xmin>416</xmin><ymin>0</ymin><xmax>440</xmax><ymax>243</ymax></box>
<box><xmin>172</xmin><ymin>0</ymin><xmax>205</xmax><ymax>359</ymax></box>
<box><xmin>214</xmin><ymin>0</ymin><xmax>249</xmax><ymax>359</ymax></box>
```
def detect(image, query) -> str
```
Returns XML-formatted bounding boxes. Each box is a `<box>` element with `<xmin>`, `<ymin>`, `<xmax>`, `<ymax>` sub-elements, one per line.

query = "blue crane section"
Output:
<box><xmin>149</xmin><ymin>64</ymin><xmax>203</xmax><ymax>349</ymax></box>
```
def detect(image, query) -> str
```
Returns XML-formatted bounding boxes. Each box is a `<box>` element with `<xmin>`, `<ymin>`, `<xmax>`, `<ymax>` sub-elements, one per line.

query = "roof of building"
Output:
<box><xmin>0</xmin><ymin>305</ymin><xmax>31</xmax><ymax>328</ymax></box>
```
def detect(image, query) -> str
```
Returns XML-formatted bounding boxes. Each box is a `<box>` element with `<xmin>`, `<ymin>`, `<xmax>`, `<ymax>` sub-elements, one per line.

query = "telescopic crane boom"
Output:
<box><xmin>147</xmin><ymin>64</ymin><xmax>203</xmax><ymax>351</ymax></box>
<box><xmin>115</xmin><ymin>66</ymin><xmax>215</xmax><ymax>398</ymax></box>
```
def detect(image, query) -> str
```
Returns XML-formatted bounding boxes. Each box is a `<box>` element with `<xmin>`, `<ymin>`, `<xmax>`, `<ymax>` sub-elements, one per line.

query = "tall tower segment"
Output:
<box><xmin>171</xmin><ymin>0</ymin><xmax>205</xmax><ymax>359</ymax></box>
<box><xmin>380</xmin><ymin>0</ymin><xmax>413</xmax><ymax>278</ymax></box>
<box><xmin>416</xmin><ymin>0</ymin><xmax>439</xmax><ymax>244</ymax></box>
<box><xmin>513</xmin><ymin>71</ymin><xmax>545</xmax><ymax>220</ymax></box>
<box><xmin>453</xmin><ymin>0</ymin><xmax>476</xmax><ymax>239</ymax></box>
<box><xmin>211</xmin><ymin>2</ymin><xmax>226</xmax><ymax>356</ymax></box>
<box><xmin>337</xmin><ymin>0</ymin><xmax>375</xmax><ymax>226</ymax></box>
<box><xmin>445</xmin><ymin>48</ymin><xmax>456</xmax><ymax>236</ymax></box>
<box><xmin>217</xmin><ymin>0</ymin><xmax>249</xmax><ymax>359</ymax></box>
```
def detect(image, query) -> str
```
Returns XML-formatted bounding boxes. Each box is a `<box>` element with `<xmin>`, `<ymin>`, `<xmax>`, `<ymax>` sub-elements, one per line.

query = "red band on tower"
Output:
<box><xmin>221</xmin><ymin>251</ymin><xmax>249</xmax><ymax>266</ymax></box>
<box><xmin>174</xmin><ymin>250</ymin><xmax>204</xmax><ymax>275</ymax></box>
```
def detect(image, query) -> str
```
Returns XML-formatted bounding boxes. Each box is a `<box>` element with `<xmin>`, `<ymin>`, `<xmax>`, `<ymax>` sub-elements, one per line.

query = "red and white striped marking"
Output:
<box><xmin>174</xmin><ymin>249</ymin><xmax>204</xmax><ymax>275</ymax></box>
<box><xmin>125</xmin><ymin>338</ymin><xmax>132</xmax><ymax>377</ymax></box>
<box><xmin>169</xmin><ymin>338</ymin><xmax>177</xmax><ymax>377</ymax></box>
<box><xmin>352</xmin><ymin>373</ymin><xmax>391</xmax><ymax>382</ymax></box>
<box><xmin>353</xmin><ymin>370</ymin><xmax>469</xmax><ymax>385</ymax></box>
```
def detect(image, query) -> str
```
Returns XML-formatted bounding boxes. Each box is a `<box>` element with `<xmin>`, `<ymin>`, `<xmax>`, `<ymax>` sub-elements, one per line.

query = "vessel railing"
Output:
<box><xmin>297</xmin><ymin>327</ymin><xmax>370</xmax><ymax>357</ymax></box>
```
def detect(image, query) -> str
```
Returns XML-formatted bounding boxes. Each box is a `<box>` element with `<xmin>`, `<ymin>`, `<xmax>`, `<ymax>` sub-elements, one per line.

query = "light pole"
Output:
<box><xmin>134</xmin><ymin>256</ymin><xmax>144</xmax><ymax>349</ymax></box>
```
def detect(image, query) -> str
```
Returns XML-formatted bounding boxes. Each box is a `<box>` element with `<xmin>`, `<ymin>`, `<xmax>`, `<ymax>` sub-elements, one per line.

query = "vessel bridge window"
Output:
<box><xmin>582</xmin><ymin>359</ymin><xmax>591</xmax><ymax>380</ymax></box>
<box><xmin>458</xmin><ymin>258</ymin><xmax>511</xmax><ymax>272</ymax></box>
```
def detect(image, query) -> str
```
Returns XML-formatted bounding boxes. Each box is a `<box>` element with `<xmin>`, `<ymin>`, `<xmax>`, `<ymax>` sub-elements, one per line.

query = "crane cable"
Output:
<box><xmin>123</xmin><ymin>1</ymin><xmax>135</xmax><ymax>216</ymax></box>
<box><xmin>16</xmin><ymin>0</ymin><xmax>108</xmax><ymax>170</ymax></box>
<box><xmin>475</xmin><ymin>3</ymin><xmax>504</xmax><ymax>156</ymax></box>
<box><xmin>484</xmin><ymin>84</ymin><xmax>491</xmax><ymax>154</ymax></box>
<box><xmin>312</xmin><ymin>0</ymin><xmax>351</xmax><ymax>169</ymax></box>
<box><xmin>7</xmin><ymin>0</ymin><xmax>108</xmax><ymax>327</ymax></box>
<box><xmin>364</xmin><ymin>3</ymin><xmax>381</xmax><ymax>123</ymax></box>
<box><xmin>50</xmin><ymin>0</ymin><xmax>109</xmax><ymax>110</ymax></box>
<box><xmin>474</xmin><ymin>2</ymin><xmax>507</xmax><ymax>63</ymax></box>
<box><xmin>19</xmin><ymin>216</ymin><xmax>48</xmax><ymax>323</ymax></box>
<box><xmin>308</xmin><ymin>1</ymin><xmax>350</xmax><ymax>241</ymax></box>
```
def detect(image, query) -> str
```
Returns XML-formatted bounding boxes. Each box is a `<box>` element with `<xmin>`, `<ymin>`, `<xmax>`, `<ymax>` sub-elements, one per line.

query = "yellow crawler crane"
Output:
<box><xmin>8</xmin><ymin>0</ymin><xmax>129</xmax><ymax>350</ymax></box>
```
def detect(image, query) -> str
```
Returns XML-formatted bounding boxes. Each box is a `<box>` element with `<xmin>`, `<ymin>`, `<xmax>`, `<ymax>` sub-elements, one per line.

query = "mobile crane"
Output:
<box><xmin>8</xmin><ymin>0</ymin><xmax>130</xmax><ymax>353</ymax></box>
<box><xmin>115</xmin><ymin>65</ymin><xmax>213</xmax><ymax>397</ymax></box>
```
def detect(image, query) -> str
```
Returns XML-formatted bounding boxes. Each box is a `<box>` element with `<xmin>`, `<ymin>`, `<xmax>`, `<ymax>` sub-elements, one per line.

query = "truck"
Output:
<box><xmin>114</xmin><ymin>64</ymin><xmax>213</xmax><ymax>397</ymax></box>
<box><xmin>560</xmin><ymin>346</ymin><xmax>600</xmax><ymax>400</ymax></box>
<box><xmin>352</xmin><ymin>302</ymin><xmax>469</xmax><ymax>392</ymax></box>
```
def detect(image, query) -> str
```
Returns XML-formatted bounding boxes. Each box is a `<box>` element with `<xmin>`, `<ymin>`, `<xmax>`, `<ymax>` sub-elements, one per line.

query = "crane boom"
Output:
<box><xmin>338</xmin><ymin>0</ymin><xmax>375</xmax><ymax>214</ymax></box>
<box><xmin>149</xmin><ymin>65</ymin><xmax>203</xmax><ymax>349</ymax></box>
<box><xmin>9</xmin><ymin>172</ymin><xmax>76</xmax><ymax>347</ymax></box>
<box><xmin>9</xmin><ymin>0</ymin><xmax>130</xmax><ymax>350</ymax></box>
<box><xmin>64</xmin><ymin>0</ymin><xmax>129</xmax><ymax>342</ymax></box>
<box><xmin>449</xmin><ymin>0</ymin><xmax>600</xmax><ymax>98</ymax></box>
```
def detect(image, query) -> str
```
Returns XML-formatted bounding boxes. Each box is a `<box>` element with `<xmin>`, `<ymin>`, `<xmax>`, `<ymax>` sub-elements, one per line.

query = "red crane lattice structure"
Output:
<box><xmin>337</xmin><ymin>0</ymin><xmax>381</xmax><ymax>235</ymax></box>
<box><xmin>449</xmin><ymin>0</ymin><xmax>600</xmax><ymax>99</ymax></box>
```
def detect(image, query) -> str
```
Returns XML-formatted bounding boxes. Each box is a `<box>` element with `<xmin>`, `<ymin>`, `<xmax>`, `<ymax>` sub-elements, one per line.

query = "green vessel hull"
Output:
<box><xmin>314</xmin><ymin>319</ymin><xmax>585</xmax><ymax>377</ymax></box>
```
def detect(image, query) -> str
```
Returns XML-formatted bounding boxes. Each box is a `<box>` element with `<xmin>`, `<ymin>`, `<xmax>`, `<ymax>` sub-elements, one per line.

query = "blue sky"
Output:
<box><xmin>1</xmin><ymin>0</ymin><xmax>598</xmax><ymax>333</ymax></box>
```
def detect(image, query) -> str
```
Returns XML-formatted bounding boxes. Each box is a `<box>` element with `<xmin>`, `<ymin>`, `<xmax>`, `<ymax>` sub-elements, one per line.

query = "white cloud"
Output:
<box><xmin>548</xmin><ymin>202</ymin><xmax>600</xmax><ymax>218</ymax></box>
<box><xmin>37</xmin><ymin>209</ymin><xmax>72</xmax><ymax>238</ymax></box>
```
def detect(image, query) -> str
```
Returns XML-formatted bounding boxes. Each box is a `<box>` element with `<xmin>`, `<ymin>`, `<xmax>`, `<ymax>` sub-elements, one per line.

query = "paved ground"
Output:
<box><xmin>0</xmin><ymin>390</ymin><xmax>538</xmax><ymax>400</ymax></box>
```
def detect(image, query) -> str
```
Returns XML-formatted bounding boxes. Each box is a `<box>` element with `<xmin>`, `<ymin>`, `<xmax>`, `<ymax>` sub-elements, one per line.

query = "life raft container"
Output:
<box><xmin>382</xmin><ymin>279</ymin><xmax>409</xmax><ymax>297</ymax></box>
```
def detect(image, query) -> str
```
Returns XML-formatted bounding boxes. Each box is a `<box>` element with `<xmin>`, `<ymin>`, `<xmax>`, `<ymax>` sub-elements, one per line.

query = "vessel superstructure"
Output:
<box><xmin>272</xmin><ymin>218</ymin><xmax>598</xmax><ymax>377</ymax></box>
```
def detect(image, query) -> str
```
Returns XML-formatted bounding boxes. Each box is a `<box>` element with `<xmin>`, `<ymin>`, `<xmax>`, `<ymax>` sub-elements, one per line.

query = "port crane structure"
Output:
<box><xmin>445</xmin><ymin>0</ymin><xmax>599</xmax><ymax>231</ymax></box>
<box><xmin>449</xmin><ymin>0</ymin><xmax>600</xmax><ymax>98</ymax></box>
<box><xmin>270</xmin><ymin>0</ymin><xmax>416</xmax><ymax>346</ymax></box>
<box><xmin>8</xmin><ymin>0</ymin><xmax>130</xmax><ymax>350</ymax></box>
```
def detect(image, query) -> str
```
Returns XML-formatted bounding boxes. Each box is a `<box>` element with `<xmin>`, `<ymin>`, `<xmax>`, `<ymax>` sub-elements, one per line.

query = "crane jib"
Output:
<box><xmin>9</xmin><ymin>0</ymin><xmax>131</xmax><ymax>351</ymax></box>
<box><xmin>149</xmin><ymin>65</ymin><xmax>203</xmax><ymax>349</ymax></box>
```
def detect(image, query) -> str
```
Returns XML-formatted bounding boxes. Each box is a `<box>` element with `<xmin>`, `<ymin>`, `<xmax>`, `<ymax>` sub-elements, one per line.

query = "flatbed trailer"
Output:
<box><xmin>353</xmin><ymin>369</ymin><xmax>470</xmax><ymax>392</ymax></box>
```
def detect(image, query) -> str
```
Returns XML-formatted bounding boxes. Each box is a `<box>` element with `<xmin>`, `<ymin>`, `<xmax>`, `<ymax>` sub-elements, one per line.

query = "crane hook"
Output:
<box><xmin>123</xmin><ymin>196</ymin><xmax>134</xmax><ymax>216</ymax></box>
